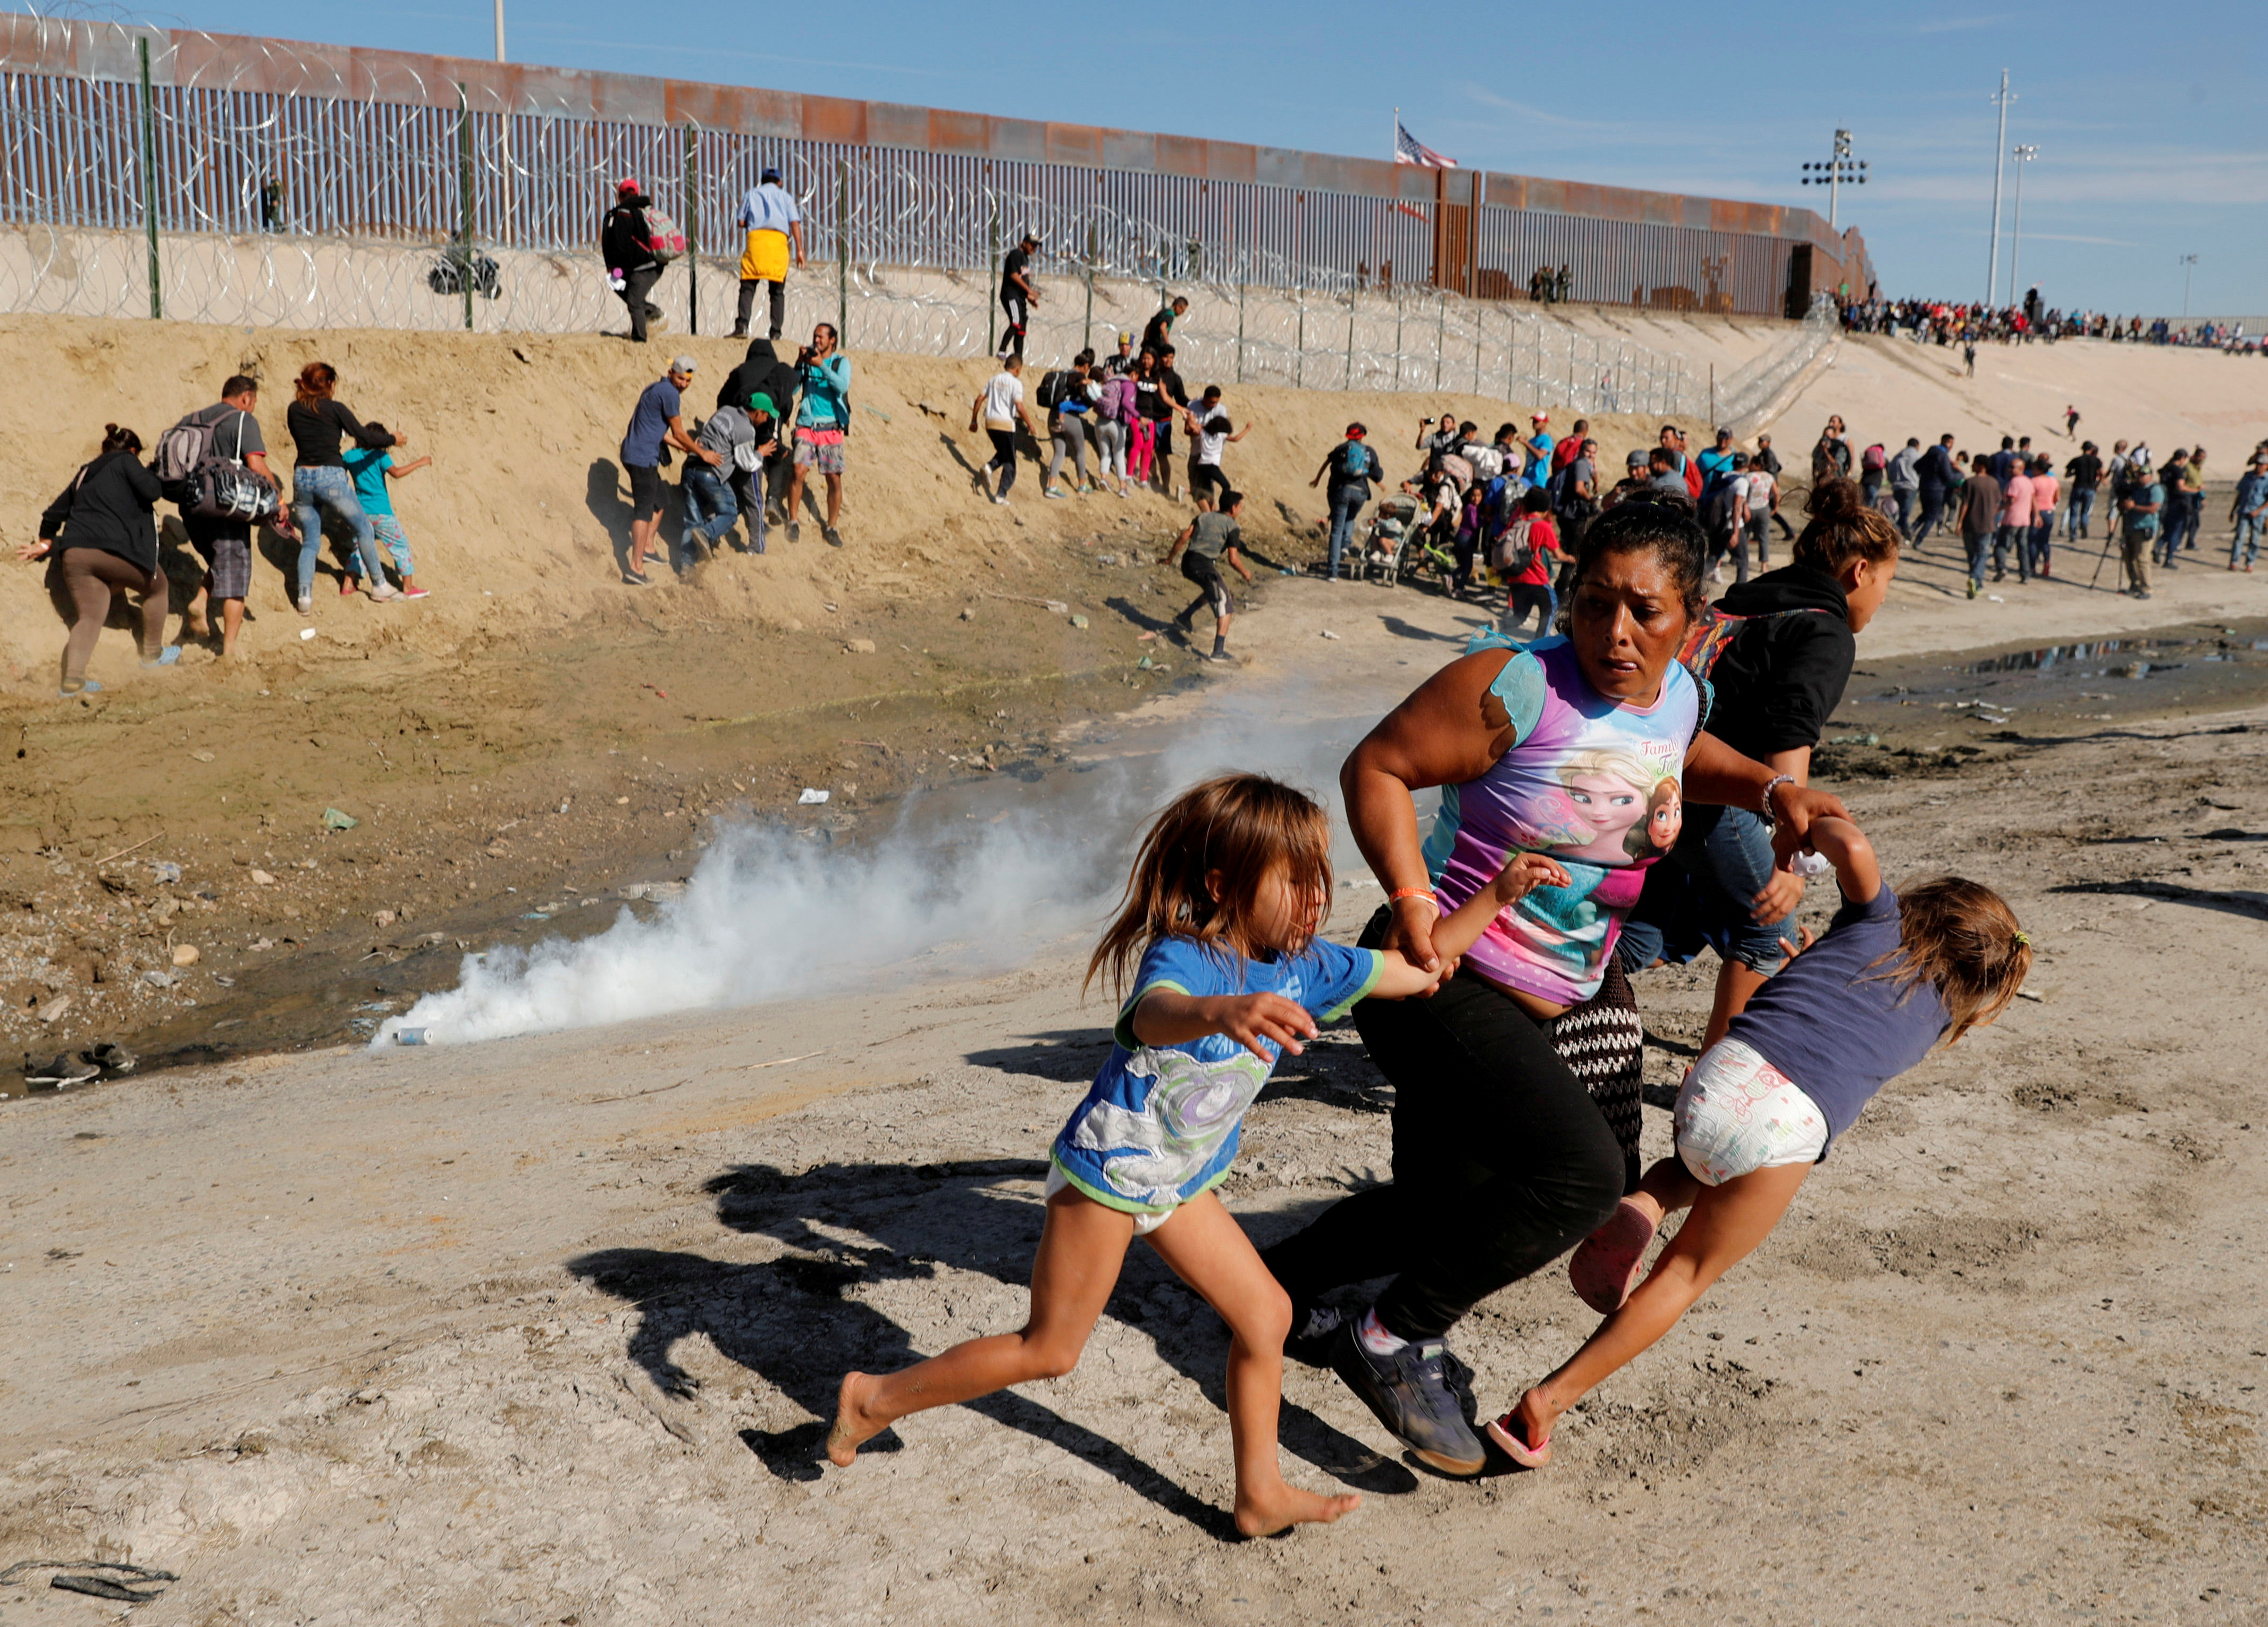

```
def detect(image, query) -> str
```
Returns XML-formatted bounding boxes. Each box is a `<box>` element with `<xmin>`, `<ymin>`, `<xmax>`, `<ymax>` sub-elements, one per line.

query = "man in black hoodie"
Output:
<box><xmin>602</xmin><ymin>180</ymin><xmax>665</xmax><ymax>344</ymax></box>
<box><xmin>719</xmin><ymin>338</ymin><xmax>800</xmax><ymax>529</ymax></box>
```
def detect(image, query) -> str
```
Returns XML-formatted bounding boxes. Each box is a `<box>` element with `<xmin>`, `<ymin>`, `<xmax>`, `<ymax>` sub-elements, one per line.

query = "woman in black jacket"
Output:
<box><xmin>18</xmin><ymin>424</ymin><xmax>177</xmax><ymax>695</ymax></box>
<box><xmin>285</xmin><ymin>362</ymin><xmax>401</xmax><ymax>612</ymax></box>
<box><xmin>1616</xmin><ymin>479</ymin><xmax>1901</xmax><ymax>1048</ymax></box>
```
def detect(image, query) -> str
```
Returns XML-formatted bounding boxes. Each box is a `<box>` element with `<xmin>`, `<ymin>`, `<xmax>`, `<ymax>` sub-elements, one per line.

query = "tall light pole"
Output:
<box><xmin>1799</xmin><ymin>129</ymin><xmax>1868</xmax><ymax>231</ymax></box>
<box><xmin>494</xmin><ymin>0</ymin><xmax>506</xmax><ymax>61</ymax></box>
<box><xmin>2180</xmin><ymin>254</ymin><xmax>2198</xmax><ymax>319</ymax></box>
<box><xmin>1986</xmin><ymin>70</ymin><xmax>2014</xmax><ymax>306</ymax></box>
<box><xmin>2007</xmin><ymin>144</ymin><xmax>2037</xmax><ymax>306</ymax></box>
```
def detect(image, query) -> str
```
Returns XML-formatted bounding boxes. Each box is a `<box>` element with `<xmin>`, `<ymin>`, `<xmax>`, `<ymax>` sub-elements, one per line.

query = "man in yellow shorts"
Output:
<box><xmin>733</xmin><ymin>166</ymin><xmax>805</xmax><ymax>341</ymax></box>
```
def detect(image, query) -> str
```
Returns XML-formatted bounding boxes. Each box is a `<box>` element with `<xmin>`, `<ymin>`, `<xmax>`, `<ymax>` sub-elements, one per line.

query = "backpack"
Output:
<box><xmin>1493</xmin><ymin>515</ymin><xmax>1535</xmax><ymax>574</ymax></box>
<box><xmin>1464</xmin><ymin>444</ymin><xmax>1504</xmax><ymax>482</ymax></box>
<box><xmin>1330</xmin><ymin>440</ymin><xmax>1376</xmax><ymax>484</ymax></box>
<box><xmin>1700</xmin><ymin>479</ymin><xmax>1740</xmax><ymax>535</ymax></box>
<box><xmin>157</xmin><ymin>407</ymin><xmax>278</xmax><ymax>523</ymax></box>
<box><xmin>1438</xmin><ymin>451</ymin><xmax>1475</xmax><ymax>492</ymax></box>
<box><xmin>1863</xmin><ymin>443</ymin><xmax>1887</xmax><ymax>472</ymax></box>
<box><xmin>1677</xmin><ymin>606</ymin><xmax>1837</xmax><ymax>682</ymax></box>
<box><xmin>1036</xmin><ymin>369</ymin><xmax>1070</xmax><ymax>411</ymax></box>
<box><xmin>641</xmin><ymin>204</ymin><xmax>686</xmax><ymax>263</ymax></box>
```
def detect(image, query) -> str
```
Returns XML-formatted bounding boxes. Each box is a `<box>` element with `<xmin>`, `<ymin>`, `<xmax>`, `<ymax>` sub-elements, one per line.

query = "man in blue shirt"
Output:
<box><xmin>732</xmin><ymin>167</ymin><xmax>804</xmax><ymax>342</ymax></box>
<box><xmin>1519</xmin><ymin>412</ymin><xmax>1555</xmax><ymax>492</ymax></box>
<box><xmin>620</xmin><ymin>357</ymin><xmax>715</xmax><ymax>584</ymax></box>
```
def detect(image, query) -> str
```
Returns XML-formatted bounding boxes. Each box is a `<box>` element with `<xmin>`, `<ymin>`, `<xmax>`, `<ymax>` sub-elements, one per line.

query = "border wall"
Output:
<box><xmin>0</xmin><ymin>13</ymin><xmax>1871</xmax><ymax>400</ymax></box>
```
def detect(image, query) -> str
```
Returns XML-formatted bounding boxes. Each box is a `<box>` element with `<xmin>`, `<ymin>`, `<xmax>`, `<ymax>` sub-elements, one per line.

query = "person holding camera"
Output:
<box><xmin>787</xmin><ymin>323</ymin><xmax>851</xmax><ymax>547</ymax></box>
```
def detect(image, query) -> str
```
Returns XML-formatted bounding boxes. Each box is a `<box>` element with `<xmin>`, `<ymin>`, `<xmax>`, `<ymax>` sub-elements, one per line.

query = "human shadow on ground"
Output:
<box><xmin>2048</xmin><ymin>877</ymin><xmax>2268</xmax><ymax>922</ymax></box>
<box><xmin>567</xmin><ymin>1156</ymin><xmax>1418</xmax><ymax>1538</ymax></box>
<box><xmin>584</xmin><ymin>458</ymin><xmax>637</xmax><ymax>576</ymax></box>
<box><xmin>935</xmin><ymin>430</ymin><xmax>987</xmax><ymax>490</ymax></box>
<box><xmin>1378</xmin><ymin>614</ymin><xmax>1471</xmax><ymax>643</ymax></box>
<box><xmin>1101</xmin><ymin>594</ymin><xmax>1180</xmax><ymax>635</ymax></box>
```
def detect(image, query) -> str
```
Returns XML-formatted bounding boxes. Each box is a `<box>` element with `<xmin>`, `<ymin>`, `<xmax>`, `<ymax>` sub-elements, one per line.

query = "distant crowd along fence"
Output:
<box><xmin>0</xmin><ymin>16</ymin><xmax>1867</xmax><ymax>420</ymax></box>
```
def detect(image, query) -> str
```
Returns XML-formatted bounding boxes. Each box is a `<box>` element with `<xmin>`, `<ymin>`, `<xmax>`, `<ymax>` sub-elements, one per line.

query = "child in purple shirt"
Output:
<box><xmin>1481</xmin><ymin>814</ymin><xmax>2032</xmax><ymax>1467</ymax></box>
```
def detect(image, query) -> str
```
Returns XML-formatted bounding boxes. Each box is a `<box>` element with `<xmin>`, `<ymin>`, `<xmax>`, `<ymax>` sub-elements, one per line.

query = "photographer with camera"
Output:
<box><xmin>787</xmin><ymin>323</ymin><xmax>852</xmax><ymax>547</ymax></box>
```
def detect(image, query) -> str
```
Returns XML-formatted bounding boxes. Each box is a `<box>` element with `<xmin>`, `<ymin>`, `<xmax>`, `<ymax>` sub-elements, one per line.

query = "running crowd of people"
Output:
<box><xmin>826</xmin><ymin>482</ymin><xmax>2035</xmax><ymax>1532</ymax></box>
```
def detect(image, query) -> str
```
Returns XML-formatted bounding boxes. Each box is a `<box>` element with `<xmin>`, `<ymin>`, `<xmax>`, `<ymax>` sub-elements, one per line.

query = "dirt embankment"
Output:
<box><xmin>5</xmin><ymin>311</ymin><xmax>2267</xmax><ymax>1074</ymax></box>
<box><xmin>0</xmin><ymin>313</ymin><xmax>1668</xmax><ymax>1071</ymax></box>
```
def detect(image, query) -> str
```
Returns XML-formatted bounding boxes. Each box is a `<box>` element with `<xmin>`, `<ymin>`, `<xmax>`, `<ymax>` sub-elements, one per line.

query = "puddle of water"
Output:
<box><xmin>1844</xmin><ymin>619</ymin><xmax>2268</xmax><ymax>736</ymax></box>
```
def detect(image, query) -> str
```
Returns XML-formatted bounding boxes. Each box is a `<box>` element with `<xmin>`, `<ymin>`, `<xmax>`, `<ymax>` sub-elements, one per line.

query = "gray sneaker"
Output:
<box><xmin>1283</xmin><ymin>1304</ymin><xmax>1343</xmax><ymax>1369</ymax></box>
<box><xmin>1332</xmin><ymin>1319</ymin><xmax>1487</xmax><ymax>1477</ymax></box>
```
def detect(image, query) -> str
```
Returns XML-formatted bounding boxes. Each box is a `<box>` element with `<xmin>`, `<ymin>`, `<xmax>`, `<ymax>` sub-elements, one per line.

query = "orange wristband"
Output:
<box><xmin>1388</xmin><ymin>887</ymin><xmax>1440</xmax><ymax>911</ymax></box>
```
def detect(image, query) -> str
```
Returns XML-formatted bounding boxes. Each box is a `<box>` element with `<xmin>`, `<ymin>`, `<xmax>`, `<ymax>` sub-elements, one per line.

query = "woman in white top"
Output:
<box><xmin>970</xmin><ymin>356</ymin><xmax>1036</xmax><ymax>505</ymax></box>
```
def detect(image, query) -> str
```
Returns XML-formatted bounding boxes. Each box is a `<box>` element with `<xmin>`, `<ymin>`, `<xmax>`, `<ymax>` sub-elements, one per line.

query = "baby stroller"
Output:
<box><xmin>1360</xmin><ymin>494</ymin><xmax>1420</xmax><ymax>585</ymax></box>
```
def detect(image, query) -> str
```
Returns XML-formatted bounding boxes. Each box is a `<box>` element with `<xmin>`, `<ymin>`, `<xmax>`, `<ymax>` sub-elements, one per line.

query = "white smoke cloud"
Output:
<box><xmin>374</xmin><ymin>692</ymin><xmax>1388</xmax><ymax>1049</ymax></box>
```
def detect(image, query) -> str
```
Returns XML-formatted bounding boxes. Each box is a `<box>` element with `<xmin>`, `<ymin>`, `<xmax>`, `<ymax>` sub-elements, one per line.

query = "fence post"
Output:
<box><xmin>1295</xmin><ymin>277</ymin><xmax>1305</xmax><ymax>390</ymax></box>
<box><xmin>1084</xmin><ymin>221</ymin><xmax>1096</xmax><ymax>354</ymax></box>
<box><xmin>836</xmin><ymin>158</ymin><xmax>849</xmax><ymax>347</ymax></box>
<box><xmin>1236</xmin><ymin>277</ymin><xmax>1246</xmax><ymax>385</ymax></box>
<box><xmin>1709</xmin><ymin>363</ymin><xmax>1716</xmax><ymax>430</ymax></box>
<box><xmin>456</xmin><ymin>84</ymin><xmax>474</xmax><ymax>332</ymax></box>
<box><xmin>1346</xmin><ymin>294</ymin><xmax>1357</xmax><ymax>391</ymax></box>
<box><xmin>136</xmin><ymin>37</ymin><xmax>162</xmax><ymax>320</ymax></box>
<box><xmin>1433</xmin><ymin>295</ymin><xmax>1445</xmax><ymax>390</ymax></box>
<box><xmin>684</xmin><ymin>123</ymin><xmax>699</xmax><ymax>338</ymax></box>
<box><xmin>986</xmin><ymin>200</ymin><xmax>999</xmax><ymax>358</ymax></box>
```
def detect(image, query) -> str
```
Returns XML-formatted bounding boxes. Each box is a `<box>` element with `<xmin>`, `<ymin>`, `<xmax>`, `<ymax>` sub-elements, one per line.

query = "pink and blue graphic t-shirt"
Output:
<box><xmin>1422</xmin><ymin>635</ymin><xmax>1703</xmax><ymax>1005</ymax></box>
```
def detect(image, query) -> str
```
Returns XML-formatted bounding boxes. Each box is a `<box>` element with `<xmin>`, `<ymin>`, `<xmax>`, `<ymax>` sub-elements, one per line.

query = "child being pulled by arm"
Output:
<box><xmin>1484</xmin><ymin>813</ymin><xmax>2031</xmax><ymax>1468</ymax></box>
<box><xmin>826</xmin><ymin>773</ymin><xmax>1565</xmax><ymax>1535</ymax></box>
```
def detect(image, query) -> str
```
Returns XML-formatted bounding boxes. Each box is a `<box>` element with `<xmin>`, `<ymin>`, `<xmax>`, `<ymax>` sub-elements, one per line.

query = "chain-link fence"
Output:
<box><xmin>1</xmin><ymin>14</ymin><xmax>1842</xmax><ymax>421</ymax></box>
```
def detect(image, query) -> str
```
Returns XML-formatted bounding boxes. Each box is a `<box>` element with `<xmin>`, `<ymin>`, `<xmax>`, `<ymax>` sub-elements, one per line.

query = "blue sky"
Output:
<box><xmin>145</xmin><ymin>0</ymin><xmax>2268</xmax><ymax>316</ymax></box>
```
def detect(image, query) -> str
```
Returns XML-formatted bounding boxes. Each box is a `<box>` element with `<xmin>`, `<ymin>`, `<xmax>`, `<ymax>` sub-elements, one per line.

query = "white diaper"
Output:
<box><xmin>1673</xmin><ymin>1038</ymin><xmax>1828</xmax><ymax>1186</ymax></box>
<box><xmin>1044</xmin><ymin>1164</ymin><xmax>1177</xmax><ymax>1236</ymax></box>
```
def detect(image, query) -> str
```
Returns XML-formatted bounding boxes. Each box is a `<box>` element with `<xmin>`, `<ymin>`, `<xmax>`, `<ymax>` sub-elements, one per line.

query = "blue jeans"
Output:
<box><xmin>1912</xmin><ymin>488</ymin><xmax>1946</xmax><ymax>544</ymax></box>
<box><xmin>1616</xmin><ymin>805</ymin><xmax>1789</xmax><ymax>977</ymax></box>
<box><xmin>1963</xmin><ymin>530</ymin><xmax>1992</xmax><ymax>587</ymax></box>
<box><xmin>2158</xmin><ymin>496</ymin><xmax>2196</xmax><ymax>564</ymax></box>
<box><xmin>1325</xmin><ymin>488</ymin><xmax>1366</xmax><ymax>577</ymax></box>
<box><xmin>2233</xmin><ymin>514</ymin><xmax>2264</xmax><ymax>568</ymax></box>
<box><xmin>679</xmin><ymin>462</ymin><xmax>741</xmax><ymax>564</ymax></box>
<box><xmin>290</xmin><ymin>464</ymin><xmax>383</xmax><ymax>598</ymax></box>
<box><xmin>1992</xmin><ymin>523</ymin><xmax>2029</xmax><ymax>582</ymax></box>
<box><xmin>2028</xmin><ymin>518</ymin><xmax>2054</xmax><ymax>576</ymax></box>
<box><xmin>2064</xmin><ymin>485</ymin><xmax>2096</xmax><ymax>539</ymax></box>
<box><xmin>1892</xmin><ymin>487</ymin><xmax>1915</xmax><ymax>534</ymax></box>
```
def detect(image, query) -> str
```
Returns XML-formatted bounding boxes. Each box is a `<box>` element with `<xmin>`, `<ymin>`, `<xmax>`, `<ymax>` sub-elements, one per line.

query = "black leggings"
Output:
<box><xmin>1262</xmin><ymin>919</ymin><xmax>1630</xmax><ymax>1342</ymax></box>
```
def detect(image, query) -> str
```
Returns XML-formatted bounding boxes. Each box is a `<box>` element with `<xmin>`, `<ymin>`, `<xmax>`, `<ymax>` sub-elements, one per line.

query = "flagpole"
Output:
<box><xmin>1392</xmin><ymin>106</ymin><xmax>1399</xmax><ymax>164</ymax></box>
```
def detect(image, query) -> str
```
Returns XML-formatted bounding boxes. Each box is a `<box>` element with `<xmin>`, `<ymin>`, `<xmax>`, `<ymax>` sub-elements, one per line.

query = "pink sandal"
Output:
<box><xmin>1486</xmin><ymin>1411</ymin><xmax>1553</xmax><ymax>1469</ymax></box>
<box><xmin>1569</xmin><ymin>1197</ymin><xmax>1659</xmax><ymax>1314</ymax></box>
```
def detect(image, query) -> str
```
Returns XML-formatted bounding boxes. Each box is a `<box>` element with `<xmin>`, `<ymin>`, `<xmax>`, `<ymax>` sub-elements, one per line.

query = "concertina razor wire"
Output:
<box><xmin>1</xmin><ymin>14</ymin><xmax>1829</xmax><ymax>423</ymax></box>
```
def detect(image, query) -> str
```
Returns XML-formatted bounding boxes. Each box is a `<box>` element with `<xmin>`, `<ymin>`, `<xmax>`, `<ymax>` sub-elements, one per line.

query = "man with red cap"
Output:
<box><xmin>1310</xmin><ymin>422</ymin><xmax>1383</xmax><ymax>581</ymax></box>
<box><xmin>1519</xmin><ymin>411</ymin><xmax>1555</xmax><ymax>492</ymax></box>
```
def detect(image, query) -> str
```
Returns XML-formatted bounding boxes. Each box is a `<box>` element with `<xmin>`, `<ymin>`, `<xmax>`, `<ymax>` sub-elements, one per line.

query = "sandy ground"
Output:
<box><xmin>4</xmin><ymin>559</ymin><xmax>2267</xmax><ymax>1623</ymax></box>
<box><xmin>3</xmin><ymin>316</ymin><xmax>2267</xmax><ymax>1623</ymax></box>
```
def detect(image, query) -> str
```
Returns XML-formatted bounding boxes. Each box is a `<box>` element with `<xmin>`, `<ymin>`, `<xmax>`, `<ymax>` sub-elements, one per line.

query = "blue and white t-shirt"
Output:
<box><xmin>1052</xmin><ymin>935</ymin><xmax>1384</xmax><ymax>1217</ymax></box>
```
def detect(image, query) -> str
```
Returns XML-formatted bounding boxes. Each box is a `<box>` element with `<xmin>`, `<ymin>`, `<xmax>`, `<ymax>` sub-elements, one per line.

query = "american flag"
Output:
<box><xmin>1395</xmin><ymin>120</ymin><xmax>1456</xmax><ymax>169</ymax></box>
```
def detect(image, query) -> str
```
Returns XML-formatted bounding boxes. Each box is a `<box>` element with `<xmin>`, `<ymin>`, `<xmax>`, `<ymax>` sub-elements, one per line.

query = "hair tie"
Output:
<box><xmin>2012</xmin><ymin>930</ymin><xmax>2031</xmax><ymax>947</ymax></box>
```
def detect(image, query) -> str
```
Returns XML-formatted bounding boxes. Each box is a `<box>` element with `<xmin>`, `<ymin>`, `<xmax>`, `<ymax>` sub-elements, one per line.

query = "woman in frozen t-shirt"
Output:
<box><xmin>1261</xmin><ymin>497</ymin><xmax>1851</xmax><ymax>1479</ymax></box>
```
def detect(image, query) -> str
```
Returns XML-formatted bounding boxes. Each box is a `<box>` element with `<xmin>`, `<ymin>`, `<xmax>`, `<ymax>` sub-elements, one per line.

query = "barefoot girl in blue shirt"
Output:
<box><xmin>828</xmin><ymin>771</ymin><xmax>1568</xmax><ymax>1533</ymax></box>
